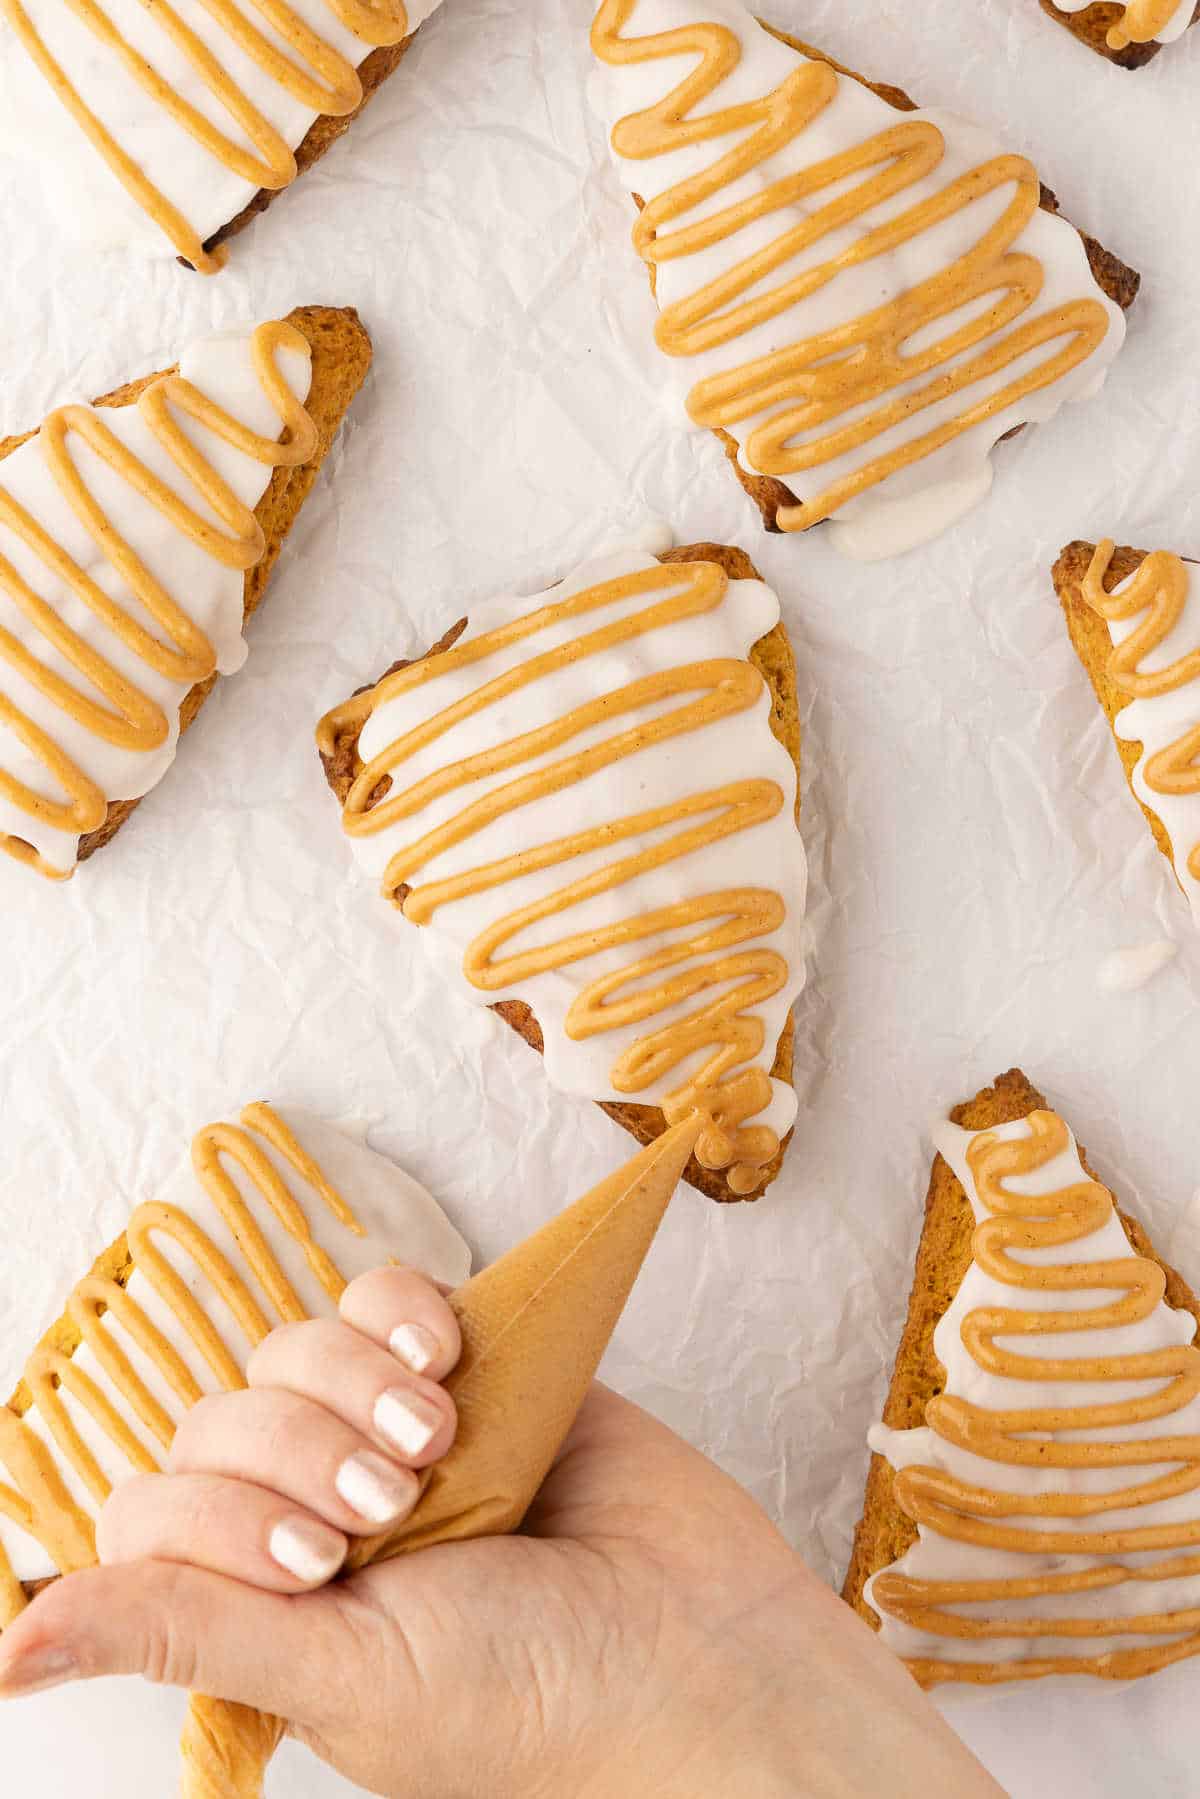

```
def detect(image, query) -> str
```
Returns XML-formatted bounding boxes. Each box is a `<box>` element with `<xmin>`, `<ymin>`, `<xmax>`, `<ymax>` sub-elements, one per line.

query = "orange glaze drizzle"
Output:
<box><xmin>872</xmin><ymin>1110</ymin><xmax>1200</xmax><ymax>1685</ymax></box>
<box><xmin>590</xmin><ymin>2</ymin><xmax>1113</xmax><ymax>531</ymax></box>
<box><xmin>1082</xmin><ymin>541</ymin><xmax>1200</xmax><ymax>886</ymax></box>
<box><xmin>0</xmin><ymin>1104</ymin><xmax>361</xmax><ymax>1626</ymax></box>
<box><xmin>1106</xmin><ymin>1</ymin><xmax>1187</xmax><ymax>49</ymax></box>
<box><xmin>0</xmin><ymin>318</ymin><xmax>317</xmax><ymax>881</ymax></box>
<box><xmin>318</xmin><ymin>558</ymin><xmax>793</xmax><ymax>1196</ymax></box>
<box><xmin>0</xmin><ymin>0</ymin><xmax>409</xmax><ymax>271</ymax></box>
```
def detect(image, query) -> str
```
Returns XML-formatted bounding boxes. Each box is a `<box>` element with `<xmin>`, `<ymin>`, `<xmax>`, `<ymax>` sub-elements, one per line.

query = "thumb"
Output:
<box><xmin>0</xmin><ymin>1560</ymin><xmax>350</xmax><ymax>1726</ymax></box>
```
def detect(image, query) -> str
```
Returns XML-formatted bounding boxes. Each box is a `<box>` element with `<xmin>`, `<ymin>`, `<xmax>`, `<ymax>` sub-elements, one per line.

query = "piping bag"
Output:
<box><xmin>178</xmin><ymin>1113</ymin><xmax>704</xmax><ymax>1797</ymax></box>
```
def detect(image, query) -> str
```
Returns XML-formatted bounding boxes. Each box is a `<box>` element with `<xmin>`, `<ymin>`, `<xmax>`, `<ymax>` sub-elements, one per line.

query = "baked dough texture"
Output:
<box><xmin>842</xmin><ymin>1068</ymin><xmax>1200</xmax><ymax>1649</ymax></box>
<box><xmin>1054</xmin><ymin>538</ymin><xmax>1185</xmax><ymax>890</ymax></box>
<box><xmin>0</xmin><ymin>304</ymin><xmax>373</xmax><ymax>867</ymax></box>
<box><xmin>199</xmin><ymin>41</ymin><xmax>415</xmax><ymax>263</ymax></box>
<box><xmin>320</xmin><ymin>541</ymin><xmax>801</xmax><ymax>1203</ymax></box>
<box><xmin>1040</xmin><ymin>2</ymin><xmax>1200</xmax><ymax>67</ymax></box>
<box><xmin>179</xmin><ymin>1118</ymin><xmax>704</xmax><ymax>1798</ymax></box>
<box><xmin>638</xmin><ymin>23</ymin><xmax>1142</xmax><ymax>535</ymax></box>
<box><xmin>2</xmin><ymin>1231</ymin><xmax>131</xmax><ymax>1614</ymax></box>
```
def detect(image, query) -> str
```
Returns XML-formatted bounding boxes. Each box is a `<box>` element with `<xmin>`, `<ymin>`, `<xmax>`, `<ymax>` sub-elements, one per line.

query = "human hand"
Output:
<box><xmin>0</xmin><ymin>1266</ymin><xmax>1001</xmax><ymax>1799</ymax></box>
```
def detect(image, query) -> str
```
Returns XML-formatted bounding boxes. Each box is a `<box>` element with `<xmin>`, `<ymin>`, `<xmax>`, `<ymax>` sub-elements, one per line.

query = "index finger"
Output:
<box><xmin>339</xmin><ymin>1265</ymin><xmax>463</xmax><ymax>1382</ymax></box>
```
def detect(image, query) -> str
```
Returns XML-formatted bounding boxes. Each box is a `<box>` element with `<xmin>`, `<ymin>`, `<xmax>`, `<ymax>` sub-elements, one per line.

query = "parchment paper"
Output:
<box><xmin>0</xmin><ymin>1</ymin><xmax>1198</xmax><ymax>1793</ymax></box>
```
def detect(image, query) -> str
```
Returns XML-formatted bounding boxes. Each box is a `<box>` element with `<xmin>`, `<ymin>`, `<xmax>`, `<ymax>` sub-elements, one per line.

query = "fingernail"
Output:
<box><xmin>335</xmin><ymin>1451</ymin><xmax>418</xmax><ymax>1526</ymax></box>
<box><xmin>269</xmin><ymin>1517</ymin><xmax>346</xmax><ymax>1584</ymax></box>
<box><xmin>374</xmin><ymin>1387</ymin><xmax>441</xmax><ymax>1458</ymax></box>
<box><xmin>389</xmin><ymin>1322</ymin><xmax>440</xmax><ymax>1375</ymax></box>
<box><xmin>0</xmin><ymin>1646</ymin><xmax>78</xmax><ymax>1700</ymax></box>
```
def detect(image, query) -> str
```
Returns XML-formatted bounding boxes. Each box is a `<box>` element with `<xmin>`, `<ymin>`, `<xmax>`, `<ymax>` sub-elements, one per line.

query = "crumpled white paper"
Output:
<box><xmin>0</xmin><ymin>0</ymin><xmax>1198</xmax><ymax>1793</ymax></box>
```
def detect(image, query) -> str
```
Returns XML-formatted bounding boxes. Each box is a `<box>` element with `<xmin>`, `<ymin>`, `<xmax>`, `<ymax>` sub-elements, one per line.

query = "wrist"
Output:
<box><xmin>574</xmin><ymin>1563</ymin><xmax>812</xmax><ymax>1799</ymax></box>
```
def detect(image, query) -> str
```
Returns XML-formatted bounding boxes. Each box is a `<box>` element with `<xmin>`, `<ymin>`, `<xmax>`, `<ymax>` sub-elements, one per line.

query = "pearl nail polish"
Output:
<box><xmin>374</xmin><ymin>1387</ymin><xmax>440</xmax><ymax>1458</ymax></box>
<box><xmin>269</xmin><ymin>1517</ymin><xmax>345</xmax><ymax>1584</ymax></box>
<box><xmin>335</xmin><ymin>1451</ymin><xmax>417</xmax><ymax>1526</ymax></box>
<box><xmin>389</xmin><ymin>1322</ymin><xmax>439</xmax><ymax>1375</ymax></box>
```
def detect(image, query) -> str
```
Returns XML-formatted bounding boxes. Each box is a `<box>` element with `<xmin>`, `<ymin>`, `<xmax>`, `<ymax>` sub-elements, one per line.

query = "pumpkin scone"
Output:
<box><xmin>0</xmin><ymin>0</ymin><xmax>444</xmax><ymax>269</ymax></box>
<box><xmin>845</xmin><ymin>1068</ymin><xmax>1200</xmax><ymax>1686</ymax></box>
<box><xmin>179</xmin><ymin>1117</ymin><xmax>705</xmax><ymax>1798</ymax></box>
<box><xmin>0</xmin><ymin>305</ymin><xmax>371</xmax><ymax>880</ymax></box>
<box><xmin>318</xmin><ymin>529</ymin><xmax>807</xmax><ymax>1203</ymax></box>
<box><xmin>588</xmin><ymin>0</ymin><xmax>1139</xmax><ymax>560</ymax></box>
<box><xmin>0</xmin><ymin>1105</ymin><xmax>701</xmax><ymax>1796</ymax></box>
<box><xmin>0</xmin><ymin>1103</ymin><xmax>470</xmax><ymax>1625</ymax></box>
<box><xmin>1055</xmin><ymin>538</ymin><xmax>1200</xmax><ymax>926</ymax></box>
<box><xmin>1042</xmin><ymin>2</ymin><xmax>1199</xmax><ymax>66</ymax></box>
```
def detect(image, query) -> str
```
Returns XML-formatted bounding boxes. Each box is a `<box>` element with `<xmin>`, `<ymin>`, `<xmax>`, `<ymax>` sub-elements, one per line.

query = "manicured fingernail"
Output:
<box><xmin>389</xmin><ymin>1322</ymin><xmax>440</xmax><ymax>1374</ymax></box>
<box><xmin>269</xmin><ymin>1517</ymin><xmax>346</xmax><ymax>1584</ymax></box>
<box><xmin>374</xmin><ymin>1387</ymin><xmax>441</xmax><ymax>1458</ymax></box>
<box><xmin>335</xmin><ymin>1451</ymin><xmax>418</xmax><ymax>1526</ymax></box>
<box><xmin>0</xmin><ymin>1646</ymin><xmax>78</xmax><ymax>1700</ymax></box>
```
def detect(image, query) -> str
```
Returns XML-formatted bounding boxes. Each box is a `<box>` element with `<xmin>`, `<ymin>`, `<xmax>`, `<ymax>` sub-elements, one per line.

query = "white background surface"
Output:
<box><xmin>0</xmin><ymin>0</ymin><xmax>1198</xmax><ymax>1793</ymax></box>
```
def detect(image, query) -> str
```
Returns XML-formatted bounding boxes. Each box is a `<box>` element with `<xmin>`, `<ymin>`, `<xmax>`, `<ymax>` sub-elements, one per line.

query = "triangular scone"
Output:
<box><xmin>0</xmin><ymin>305</ymin><xmax>371</xmax><ymax>879</ymax></box>
<box><xmin>182</xmin><ymin>1116</ymin><xmax>703</xmax><ymax>1797</ymax></box>
<box><xmin>844</xmin><ymin>1068</ymin><xmax>1200</xmax><ymax>1687</ymax></box>
<box><xmin>1055</xmin><ymin>538</ymin><xmax>1200</xmax><ymax>926</ymax></box>
<box><xmin>318</xmin><ymin>535</ymin><xmax>806</xmax><ymax>1203</ymax></box>
<box><xmin>1041</xmin><ymin>1</ymin><xmax>1199</xmax><ymax>66</ymax></box>
<box><xmin>589</xmin><ymin>2</ymin><xmax>1139</xmax><ymax>560</ymax></box>
<box><xmin>0</xmin><ymin>1104</ymin><xmax>470</xmax><ymax>1628</ymax></box>
<box><xmin>0</xmin><ymin>1</ymin><xmax>439</xmax><ymax>269</ymax></box>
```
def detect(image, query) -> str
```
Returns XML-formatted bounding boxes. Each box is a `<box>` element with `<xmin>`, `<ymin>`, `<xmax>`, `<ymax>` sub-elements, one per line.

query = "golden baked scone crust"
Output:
<box><xmin>1040</xmin><ymin>1</ymin><xmax>1200</xmax><ymax>67</ymax></box>
<box><xmin>640</xmin><ymin>22</ymin><xmax>1141</xmax><ymax>534</ymax></box>
<box><xmin>1</xmin><ymin>1232</ymin><xmax>135</xmax><ymax>1612</ymax></box>
<box><xmin>841</xmin><ymin>1068</ymin><xmax>1200</xmax><ymax>1639</ymax></box>
<box><xmin>320</xmin><ymin>541</ymin><xmax>801</xmax><ymax>1203</ymax></box>
<box><xmin>0</xmin><ymin>304</ymin><xmax>373</xmax><ymax>866</ymax></box>
<box><xmin>199</xmin><ymin>40</ymin><xmax>414</xmax><ymax>263</ymax></box>
<box><xmin>1054</xmin><ymin>538</ymin><xmax>1184</xmax><ymax>884</ymax></box>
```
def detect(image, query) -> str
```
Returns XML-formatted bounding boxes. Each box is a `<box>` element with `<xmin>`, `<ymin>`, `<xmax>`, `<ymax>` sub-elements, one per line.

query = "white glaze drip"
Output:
<box><xmin>867</xmin><ymin>1110</ymin><xmax>1200</xmax><ymax>1676</ymax></box>
<box><xmin>589</xmin><ymin>0</ymin><xmax>1126</xmax><ymax>561</ymax></box>
<box><xmin>0</xmin><ymin>321</ymin><xmax>312</xmax><ymax>875</ymax></box>
<box><xmin>0</xmin><ymin>0</ymin><xmax>444</xmax><ymax>261</ymax></box>
<box><xmin>337</xmin><ymin>539</ymin><xmax>808</xmax><ymax>1173</ymax></box>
